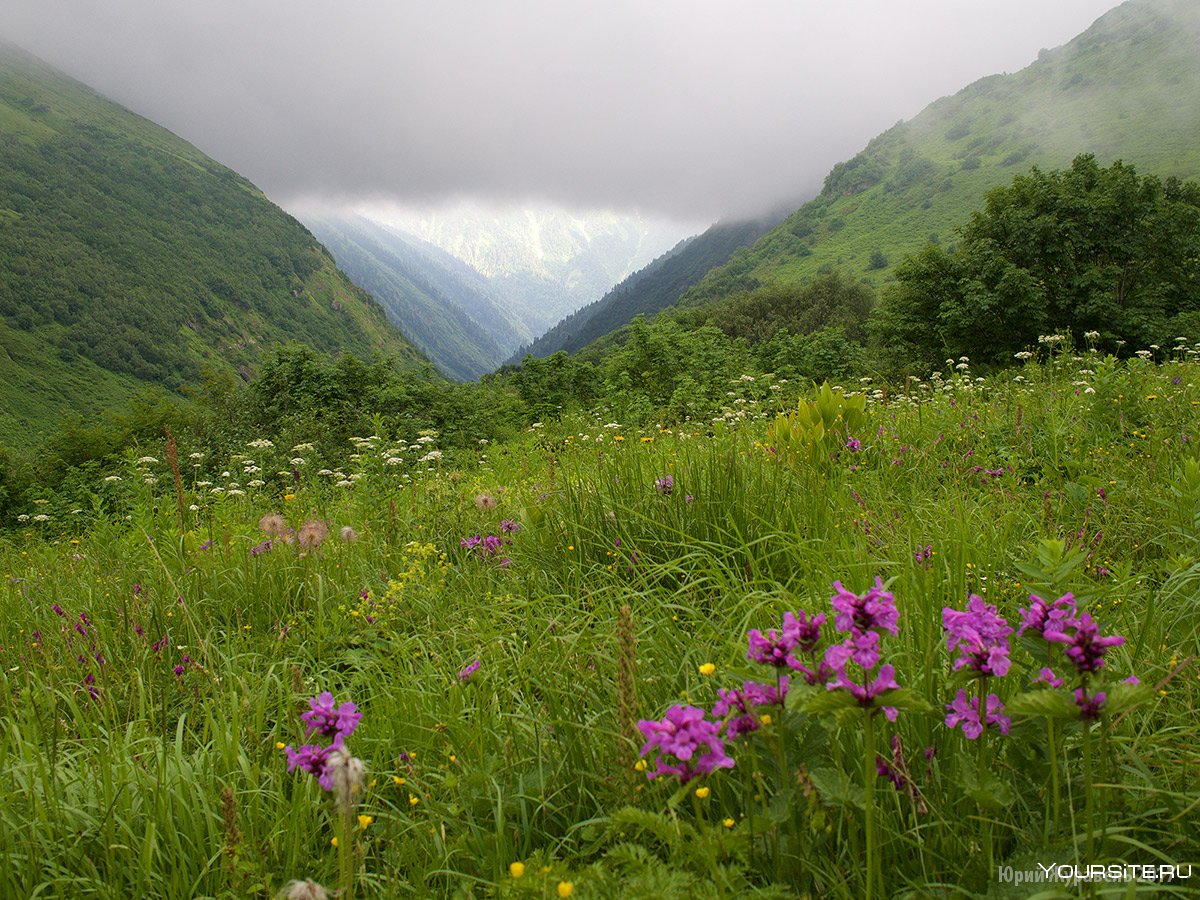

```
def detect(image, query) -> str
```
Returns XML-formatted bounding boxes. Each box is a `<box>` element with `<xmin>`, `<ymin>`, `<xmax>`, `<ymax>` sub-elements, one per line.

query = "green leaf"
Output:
<box><xmin>1006</xmin><ymin>689</ymin><xmax>1078</xmax><ymax>720</ymax></box>
<box><xmin>875</xmin><ymin>688</ymin><xmax>935</xmax><ymax>713</ymax></box>
<box><xmin>1102</xmin><ymin>681</ymin><xmax>1156</xmax><ymax>718</ymax></box>
<box><xmin>802</xmin><ymin>690</ymin><xmax>858</xmax><ymax>714</ymax></box>
<box><xmin>808</xmin><ymin>766</ymin><xmax>865</xmax><ymax>811</ymax></box>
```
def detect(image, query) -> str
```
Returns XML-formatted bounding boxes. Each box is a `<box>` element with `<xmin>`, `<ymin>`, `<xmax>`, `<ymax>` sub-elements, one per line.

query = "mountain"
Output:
<box><xmin>0</xmin><ymin>43</ymin><xmax>424</xmax><ymax>447</ymax></box>
<box><xmin>369</xmin><ymin>204</ymin><xmax>695</xmax><ymax>335</ymax></box>
<box><xmin>677</xmin><ymin>0</ymin><xmax>1200</xmax><ymax>311</ymax></box>
<box><xmin>300</xmin><ymin>212</ymin><xmax>530</xmax><ymax>380</ymax></box>
<box><xmin>511</xmin><ymin>209</ymin><xmax>791</xmax><ymax>363</ymax></box>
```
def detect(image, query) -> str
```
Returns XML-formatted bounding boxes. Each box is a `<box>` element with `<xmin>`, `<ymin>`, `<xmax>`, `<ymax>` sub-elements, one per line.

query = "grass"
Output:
<box><xmin>1</xmin><ymin>347</ymin><xmax>1198</xmax><ymax>897</ymax></box>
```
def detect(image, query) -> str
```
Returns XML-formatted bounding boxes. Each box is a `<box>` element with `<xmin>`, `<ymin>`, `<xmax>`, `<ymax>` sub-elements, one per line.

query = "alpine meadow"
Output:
<box><xmin>1</xmin><ymin>1</ymin><xmax>1199</xmax><ymax>898</ymax></box>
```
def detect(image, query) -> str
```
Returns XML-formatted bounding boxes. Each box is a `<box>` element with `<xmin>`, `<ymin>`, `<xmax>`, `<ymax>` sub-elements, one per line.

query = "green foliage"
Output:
<box><xmin>767</xmin><ymin>381</ymin><xmax>867</xmax><ymax>469</ymax></box>
<box><xmin>873</xmin><ymin>155</ymin><xmax>1200</xmax><ymax>365</ymax></box>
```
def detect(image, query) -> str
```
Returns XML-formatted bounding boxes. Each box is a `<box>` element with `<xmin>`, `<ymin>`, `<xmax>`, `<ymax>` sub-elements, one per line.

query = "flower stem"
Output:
<box><xmin>338</xmin><ymin>807</ymin><xmax>354</xmax><ymax>900</ymax></box>
<box><xmin>863</xmin><ymin>711</ymin><xmax>878</xmax><ymax>900</ymax></box>
<box><xmin>1082</xmin><ymin>715</ymin><xmax>1095</xmax><ymax>863</ymax></box>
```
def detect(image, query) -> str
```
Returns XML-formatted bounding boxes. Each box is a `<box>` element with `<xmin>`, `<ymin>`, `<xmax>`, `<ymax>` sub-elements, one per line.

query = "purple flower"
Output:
<box><xmin>52</xmin><ymin>604</ymin><xmax>66</xmax><ymax>617</ymax></box>
<box><xmin>845</xmin><ymin>437</ymin><xmax>862</xmax><ymax>452</ymax></box>
<box><xmin>712</xmin><ymin>680</ymin><xmax>787</xmax><ymax>739</ymax></box>
<box><xmin>945</xmin><ymin>690</ymin><xmax>1010</xmax><ymax>739</ymax></box>
<box><xmin>302</xmin><ymin>692</ymin><xmax>362</xmax><ymax>740</ymax></box>
<box><xmin>747</xmin><ymin>610</ymin><xmax>825</xmax><ymax>668</ymax></box>
<box><xmin>1034</xmin><ymin>667</ymin><xmax>1064</xmax><ymax>688</ymax></box>
<box><xmin>500</xmin><ymin>519</ymin><xmax>519</xmax><ymax>534</ymax></box>
<box><xmin>827</xmin><ymin>662</ymin><xmax>900</xmax><ymax>719</ymax></box>
<box><xmin>637</xmin><ymin>705</ymin><xmax>735</xmax><ymax>782</ymax></box>
<box><xmin>458</xmin><ymin>659</ymin><xmax>481</xmax><ymax>682</ymax></box>
<box><xmin>831</xmin><ymin>577</ymin><xmax>899</xmax><ymax>637</ymax></box>
<box><xmin>914</xmin><ymin>545</ymin><xmax>933</xmax><ymax>570</ymax></box>
<box><xmin>249</xmin><ymin>538</ymin><xmax>273</xmax><ymax>557</ymax></box>
<box><xmin>199</xmin><ymin>540</ymin><xmax>213</xmax><ymax>551</ymax></box>
<box><xmin>285</xmin><ymin>739</ymin><xmax>341</xmax><ymax>782</ymax></box>
<box><xmin>461</xmin><ymin>535</ymin><xmax>482</xmax><ymax>550</ymax></box>
<box><xmin>152</xmin><ymin>634</ymin><xmax>168</xmax><ymax>654</ymax></box>
<box><xmin>942</xmin><ymin>595</ymin><xmax>1013</xmax><ymax>677</ymax></box>
<box><xmin>825</xmin><ymin>631</ymin><xmax>881</xmax><ymax>671</ymax></box>
<box><xmin>1074</xmin><ymin>688</ymin><xmax>1107</xmax><ymax>721</ymax></box>
<box><xmin>1043</xmin><ymin>612</ymin><xmax>1125</xmax><ymax>674</ymax></box>
<box><xmin>655</xmin><ymin>475</ymin><xmax>675</xmax><ymax>495</ymax></box>
<box><xmin>1017</xmin><ymin>592</ymin><xmax>1076</xmax><ymax>638</ymax></box>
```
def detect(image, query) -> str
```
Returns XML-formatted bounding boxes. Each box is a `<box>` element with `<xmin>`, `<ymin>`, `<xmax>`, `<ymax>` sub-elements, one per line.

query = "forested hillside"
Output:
<box><xmin>0</xmin><ymin>44</ymin><xmax>423</xmax><ymax>446</ymax></box>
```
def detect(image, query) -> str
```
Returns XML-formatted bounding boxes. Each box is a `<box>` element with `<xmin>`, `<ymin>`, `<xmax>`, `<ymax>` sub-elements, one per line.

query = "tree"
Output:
<box><xmin>873</xmin><ymin>154</ymin><xmax>1200</xmax><ymax>366</ymax></box>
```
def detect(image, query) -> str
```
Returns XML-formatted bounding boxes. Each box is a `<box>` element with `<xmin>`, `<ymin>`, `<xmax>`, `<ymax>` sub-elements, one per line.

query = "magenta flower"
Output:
<box><xmin>1033</xmin><ymin>667</ymin><xmax>1064</xmax><ymax>688</ymax></box>
<box><xmin>655</xmin><ymin>475</ymin><xmax>675</xmax><ymax>495</ymax></box>
<box><xmin>499</xmin><ymin>519</ymin><xmax>519</xmax><ymax>534</ymax></box>
<box><xmin>828</xmin><ymin>662</ymin><xmax>901</xmax><ymax>720</ymax></box>
<box><xmin>1044</xmin><ymin>611</ymin><xmax>1125</xmax><ymax>674</ymax></box>
<box><xmin>1017</xmin><ymin>592</ymin><xmax>1077</xmax><ymax>638</ymax></box>
<box><xmin>1074</xmin><ymin>688</ymin><xmax>1107</xmax><ymax>721</ymax></box>
<box><xmin>458</xmin><ymin>659</ymin><xmax>481</xmax><ymax>682</ymax></box>
<box><xmin>637</xmin><ymin>705</ymin><xmax>735</xmax><ymax>782</ymax></box>
<box><xmin>945</xmin><ymin>690</ymin><xmax>1010</xmax><ymax>739</ymax></box>
<box><xmin>943</xmin><ymin>595</ymin><xmax>1013</xmax><ymax>677</ymax></box>
<box><xmin>747</xmin><ymin>610</ymin><xmax>825</xmax><ymax>668</ymax></box>
<box><xmin>302</xmin><ymin>692</ymin><xmax>362</xmax><ymax>740</ymax></box>
<box><xmin>285</xmin><ymin>739</ymin><xmax>341</xmax><ymax>782</ymax></box>
<box><xmin>831</xmin><ymin>577</ymin><xmax>898</xmax><ymax>637</ymax></box>
<box><xmin>712</xmin><ymin>680</ymin><xmax>787</xmax><ymax>739</ymax></box>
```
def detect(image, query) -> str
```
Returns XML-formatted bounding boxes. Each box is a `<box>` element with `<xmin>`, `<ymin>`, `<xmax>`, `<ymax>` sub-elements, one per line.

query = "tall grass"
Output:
<box><xmin>1</xmin><ymin>349</ymin><xmax>1197</xmax><ymax>897</ymax></box>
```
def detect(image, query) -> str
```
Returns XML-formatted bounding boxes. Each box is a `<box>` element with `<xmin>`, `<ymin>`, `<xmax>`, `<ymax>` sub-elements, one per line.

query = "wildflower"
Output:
<box><xmin>1034</xmin><ymin>667</ymin><xmax>1064</xmax><ymax>688</ymax></box>
<box><xmin>302</xmin><ymin>692</ymin><xmax>362</xmax><ymax>740</ymax></box>
<box><xmin>298</xmin><ymin>520</ymin><xmax>329</xmax><ymax>550</ymax></box>
<box><xmin>747</xmin><ymin>610</ymin><xmax>824</xmax><ymax>668</ymax></box>
<box><xmin>723</xmin><ymin>817</ymin><xmax>735</xmax><ymax>828</ymax></box>
<box><xmin>1074</xmin><ymin>688</ymin><xmax>1106</xmax><ymax>721</ymax></box>
<box><xmin>499</xmin><ymin>519</ymin><xmax>519</xmax><ymax>534</ymax></box>
<box><xmin>945</xmin><ymin>690</ymin><xmax>1010</xmax><ymax>739</ymax></box>
<box><xmin>655</xmin><ymin>475</ymin><xmax>675</xmax><ymax>495</ymax></box>
<box><xmin>845</xmin><ymin>436</ymin><xmax>861</xmax><ymax>452</ymax></box>
<box><xmin>637</xmin><ymin>705</ymin><xmax>735</xmax><ymax>782</ymax></box>
<box><xmin>458</xmin><ymin>659</ymin><xmax>481</xmax><ymax>682</ymax></box>
<box><xmin>831</xmin><ymin>577</ymin><xmax>898</xmax><ymax>637</ymax></box>
<box><xmin>474</xmin><ymin>492</ymin><xmax>497</xmax><ymax>511</ymax></box>
<box><xmin>249</xmin><ymin>538</ymin><xmax>273</xmax><ymax>557</ymax></box>
<box><xmin>712</xmin><ymin>679</ymin><xmax>787</xmax><ymax>738</ymax></box>
<box><xmin>259</xmin><ymin>513</ymin><xmax>287</xmax><ymax>536</ymax></box>
<box><xmin>695</xmin><ymin>786</ymin><xmax>711</xmax><ymax>799</ymax></box>
<box><xmin>356</xmin><ymin>814</ymin><xmax>373</xmax><ymax>830</ymax></box>
<box><xmin>1043</xmin><ymin>612</ymin><xmax>1125</xmax><ymax>674</ymax></box>
<box><xmin>510</xmin><ymin>862</ymin><xmax>525</xmax><ymax>878</ymax></box>
<box><xmin>340</xmin><ymin>526</ymin><xmax>359</xmax><ymax>542</ymax></box>
<box><xmin>942</xmin><ymin>595</ymin><xmax>1013</xmax><ymax>677</ymax></box>
<box><xmin>698</xmin><ymin>662</ymin><xmax>716</xmax><ymax>676</ymax></box>
<box><xmin>323</xmin><ymin>748</ymin><xmax>366</xmax><ymax>810</ymax></box>
<box><xmin>1017</xmin><ymin>592</ymin><xmax>1077</xmax><ymax>638</ymax></box>
<box><xmin>280</xmin><ymin>878</ymin><xmax>330</xmax><ymax>900</ymax></box>
<box><xmin>557</xmin><ymin>882</ymin><xmax>574</xmax><ymax>898</ymax></box>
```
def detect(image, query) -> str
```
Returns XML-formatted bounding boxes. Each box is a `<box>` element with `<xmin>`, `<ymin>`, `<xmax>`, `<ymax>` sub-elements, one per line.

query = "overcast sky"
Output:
<box><xmin>3</xmin><ymin>0</ymin><xmax>1122</xmax><ymax>223</ymax></box>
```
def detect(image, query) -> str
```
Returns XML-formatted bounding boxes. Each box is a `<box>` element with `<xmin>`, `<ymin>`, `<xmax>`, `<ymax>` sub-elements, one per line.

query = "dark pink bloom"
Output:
<box><xmin>1043</xmin><ymin>612</ymin><xmax>1125</xmax><ymax>674</ymax></box>
<box><xmin>302</xmin><ymin>692</ymin><xmax>362</xmax><ymax>740</ymax></box>
<box><xmin>943</xmin><ymin>595</ymin><xmax>1013</xmax><ymax>677</ymax></box>
<box><xmin>638</xmin><ymin>705</ymin><xmax>734</xmax><ymax>782</ymax></box>
<box><xmin>831</xmin><ymin>577</ymin><xmax>898</xmax><ymax>637</ymax></box>
<box><xmin>945</xmin><ymin>690</ymin><xmax>1010</xmax><ymax>739</ymax></box>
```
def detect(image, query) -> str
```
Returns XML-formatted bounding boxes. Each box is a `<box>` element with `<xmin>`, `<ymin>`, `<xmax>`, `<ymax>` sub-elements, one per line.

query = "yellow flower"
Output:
<box><xmin>760</xmin><ymin>714</ymin><xmax>773</xmax><ymax>726</ymax></box>
<box><xmin>275</xmin><ymin>742</ymin><xmax>286</xmax><ymax>750</ymax></box>
<box><xmin>613</xmin><ymin>435</ymin><xmax>625</xmax><ymax>442</ymax></box>
<box><xmin>330</xmin><ymin>836</ymin><xmax>339</xmax><ymax>847</ymax></box>
<box><xmin>557</xmin><ymin>882</ymin><xmax>574</xmax><ymax>898</ymax></box>
<box><xmin>392</xmin><ymin>775</ymin><xmax>406</xmax><ymax>786</ymax></box>
<box><xmin>284</xmin><ymin>493</ymin><xmax>296</xmax><ymax>501</ymax></box>
<box><xmin>357</xmin><ymin>815</ymin><xmax>373</xmax><ymax>830</ymax></box>
<box><xmin>509</xmin><ymin>862</ymin><xmax>525</xmax><ymax>879</ymax></box>
<box><xmin>567</xmin><ymin>545</ymin><xmax>575</xmax><ymax>551</ymax></box>
<box><xmin>695</xmin><ymin>786</ymin><xmax>710</xmax><ymax>799</ymax></box>
<box><xmin>634</xmin><ymin>759</ymin><xmax>647</xmax><ymax>772</ymax></box>
<box><xmin>723</xmin><ymin>817</ymin><xmax>735</xmax><ymax>829</ymax></box>
<box><xmin>698</xmin><ymin>662</ymin><xmax>716</xmax><ymax>676</ymax></box>
<box><xmin>409</xmin><ymin>794</ymin><xmax>420</xmax><ymax>807</ymax></box>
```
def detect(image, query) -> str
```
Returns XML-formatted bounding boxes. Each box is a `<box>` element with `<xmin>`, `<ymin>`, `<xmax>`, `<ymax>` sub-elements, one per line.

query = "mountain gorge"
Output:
<box><xmin>0</xmin><ymin>43</ymin><xmax>424</xmax><ymax>446</ymax></box>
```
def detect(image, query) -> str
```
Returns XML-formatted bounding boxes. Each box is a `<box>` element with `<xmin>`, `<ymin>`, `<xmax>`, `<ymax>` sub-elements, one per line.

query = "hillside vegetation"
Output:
<box><xmin>680</xmin><ymin>0</ymin><xmax>1200</xmax><ymax>309</ymax></box>
<box><xmin>0</xmin><ymin>44</ymin><xmax>423</xmax><ymax>447</ymax></box>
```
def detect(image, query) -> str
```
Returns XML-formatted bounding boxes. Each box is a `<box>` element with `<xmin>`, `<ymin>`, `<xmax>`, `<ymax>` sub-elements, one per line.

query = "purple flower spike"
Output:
<box><xmin>302</xmin><ymin>692</ymin><xmax>362</xmax><ymax>740</ymax></box>
<box><xmin>286</xmin><ymin>739</ymin><xmax>341</xmax><ymax>781</ymax></box>
<box><xmin>500</xmin><ymin>519</ymin><xmax>519</xmax><ymax>534</ymax></box>
<box><xmin>1017</xmin><ymin>593</ymin><xmax>1076</xmax><ymax>638</ymax></box>
<box><xmin>831</xmin><ymin>577</ymin><xmax>899</xmax><ymax>637</ymax></box>
<box><xmin>1044</xmin><ymin>611</ymin><xmax>1125</xmax><ymax>674</ymax></box>
<box><xmin>747</xmin><ymin>610</ymin><xmax>825</xmax><ymax>669</ymax></box>
<box><xmin>1074</xmin><ymin>688</ymin><xmax>1107</xmax><ymax>721</ymax></box>
<box><xmin>458</xmin><ymin>659</ymin><xmax>481</xmax><ymax>682</ymax></box>
<box><xmin>655</xmin><ymin>475</ymin><xmax>675</xmax><ymax>495</ymax></box>
<box><xmin>943</xmin><ymin>594</ymin><xmax>1013</xmax><ymax>677</ymax></box>
<box><xmin>945</xmin><ymin>690</ymin><xmax>1010</xmax><ymax>739</ymax></box>
<box><xmin>637</xmin><ymin>705</ymin><xmax>734</xmax><ymax>782</ymax></box>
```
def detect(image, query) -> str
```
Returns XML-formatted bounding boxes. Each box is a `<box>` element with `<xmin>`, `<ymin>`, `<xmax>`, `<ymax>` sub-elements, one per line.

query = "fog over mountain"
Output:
<box><xmin>2</xmin><ymin>1</ymin><xmax>1120</xmax><ymax>222</ymax></box>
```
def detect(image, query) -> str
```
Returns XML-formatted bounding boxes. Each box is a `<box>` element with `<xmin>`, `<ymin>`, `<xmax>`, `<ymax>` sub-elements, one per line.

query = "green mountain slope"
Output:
<box><xmin>0</xmin><ymin>43</ymin><xmax>424</xmax><ymax>447</ymax></box>
<box><xmin>680</xmin><ymin>0</ymin><xmax>1200</xmax><ymax>309</ymax></box>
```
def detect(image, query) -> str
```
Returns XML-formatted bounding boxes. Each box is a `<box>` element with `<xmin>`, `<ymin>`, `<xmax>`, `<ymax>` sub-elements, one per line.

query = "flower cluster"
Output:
<box><xmin>654</xmin><ymin>475</ymin><xmax>675</xmax><ymax>495</ymax></box>
<box><xmin>637</xmin><ymin>705</ymin><xmax>734</xmax><ymax>782</ymax></box>
<box><xmin>460</xmin><ymin>520</ymin><xmax>519</xmax><ymax>565</ymax></box>
<box><xmin>941</xmin><ymin>595</ymin><xmax>1013</xmax><ymax>739</ymax></box>
<box><xmin>285</xmin><ymin>692</ymin><xmax>365</xmax><ymax>806</ymax></box>
<box><xmin>1021</xmin><ymin>595</ymin><xmax>1127</xmax><ymax>719</ymax></box>
<box><xmin>945</xmin><ymin>689</ymin><xmax>1010</xmax><ymax>739</ymax></box>
<box><xmin>824</xmin><ymin>578</ymin><xmax>901</xmax><ymax>718</ymax></box>
<box><xmin>712</xmin><ymin>679</ymin><xmax>788</xmax><ymax>739</ymax></box>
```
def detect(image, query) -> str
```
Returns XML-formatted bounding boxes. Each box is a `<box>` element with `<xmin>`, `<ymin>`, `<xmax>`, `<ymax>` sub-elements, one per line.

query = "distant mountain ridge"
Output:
<box><xmin>301</xmin><ymin>212</ymin><xmax>532</xmax><ymax>380</ymax></box>
<box><xmin>0</xmin><ymin>42</ymin><xmax>424</xmax><ymax>446</ymax></box>
<box><xmin>677</xmin><ymin>0</ymin><xmax>1200</xmax><ymax>312</ymax></box>
<box><xmin>511</xmin><ymin>210</ymin><xmax>791</xmax><ymax>363</ymax></box>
